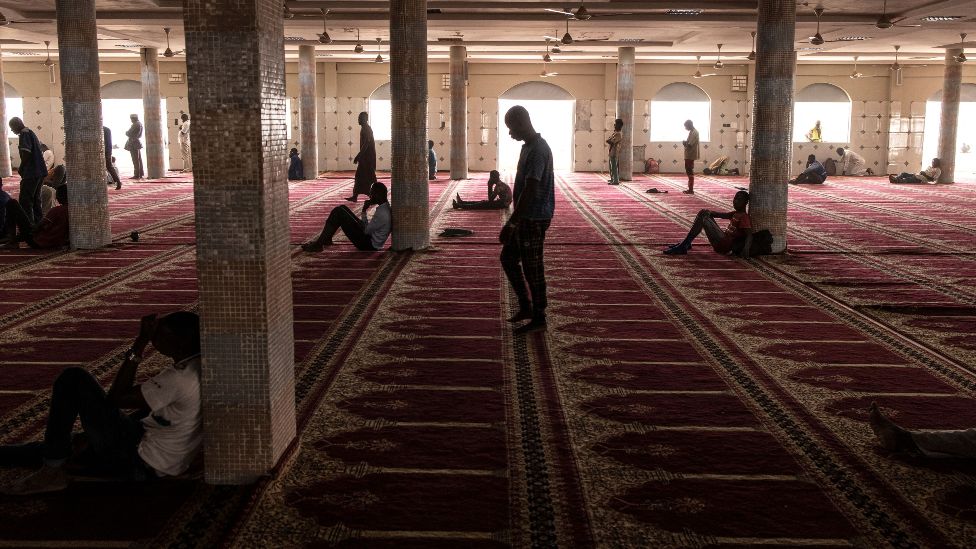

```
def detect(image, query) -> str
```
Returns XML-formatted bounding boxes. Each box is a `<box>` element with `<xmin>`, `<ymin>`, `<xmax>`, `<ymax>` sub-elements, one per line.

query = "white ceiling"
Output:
<box><xmin>0</xmin><ymin>0</ymin><xmax>973</xmax><ymax>64</ymax></box>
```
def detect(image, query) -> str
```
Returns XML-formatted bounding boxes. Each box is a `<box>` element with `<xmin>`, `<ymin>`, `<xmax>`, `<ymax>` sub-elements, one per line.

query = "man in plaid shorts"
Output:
<box><xmin>499</xmin><ymin>105</ymin><xmax>555</xmax><ymax>335</ymax></box>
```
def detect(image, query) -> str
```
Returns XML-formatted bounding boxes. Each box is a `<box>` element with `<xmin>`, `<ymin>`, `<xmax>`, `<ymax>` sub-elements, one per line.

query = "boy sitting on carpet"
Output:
<box><xmin>869</xmin><ymin>402</ymin><xmax>976</xmax><ymax>459</ymax></box>
<box><xmin>3</xmin><ymin>183</ymin><xmax>69</xmax><ymax>250</ymax></box>
<box><xmin>453</xmin><ymin>170</ymin><xmax>513</xmax><ymax>210</ymax></box>
<box><xmin>302</xmin><ymin>182</ymin><xmax>391</xmax><ymax>252</ymax></box>
<box><xmin>0</xmin><ymin>312</ymin><xmax>203</xmax><ymax>495</ymax></box>
<box><xmin>790</xmin><ymin>154</ymin><xmax>828</xmax><ymax>184</ymax></box>
<box><xmin>664</xmin><ymin>190</ymin><xmax>753</xmax><ymax>258</ymax></box>
<box><xmin>890</xmin><ymin>158</ymin><xmax>941</xmax><ymax>184</ymax></box>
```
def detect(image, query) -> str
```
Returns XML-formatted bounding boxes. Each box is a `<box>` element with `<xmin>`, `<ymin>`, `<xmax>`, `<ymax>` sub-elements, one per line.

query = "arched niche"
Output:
<box><xmin>650</xmin><ymin>82</ymin><xmax>711</xmax><ymax>142</ymax></box>
<box><xmin>100</xmin><ymin>79</ymin><xmax>142</xmax><ymax>100</ymax></box>
<box><xmin>368</xmin><ymin>82</ymin><xmax>392</xmax><ymax>140</ymax></box>
<box><xmin>499</xmin><ymin>81</ymin><xmax>574</xmax><ymax>101</ymax></box>
<box><xmin>794</xmin><ymin>83</ymin><xmax>852</xmax><ymax>143</ymax></box>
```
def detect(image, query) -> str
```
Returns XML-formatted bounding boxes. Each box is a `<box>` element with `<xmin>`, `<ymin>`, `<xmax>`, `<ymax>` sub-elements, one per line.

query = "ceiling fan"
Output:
<box><xmin>543</xmin><ymin>19</ymin><xmax>612</xmax><ymax>45</ymax></box>
<box><xmin>354</xmin><ymin>28</ymin><xmax>364</xmax><ymax>53</ymax></box>
<box><xmin>799</xmin><ymin>8</ymin><xmax>871</xmax><ymax>45</ymax></box>
<box><xmin>540</xmin><ymin>60</ymin><xmax>559</xmax><ymax>78</ymax></box>
<box><xmin>747</xmin><ymin>31</ymin><xmax>756</xmax><ymax>61</ymax></box>
<box><xmin>692</xmin><ymin>56</ymin><xmax>717</xmax><ymax>78</ymax></box>
<box><xmin>318</xmin><ymin>8</ymin><xmax>332</xmax><ymax>44</ymax></box>
<box><xmin>542</xmin><ymin>38</ymin><xmax>554</xmax><ymax>63</ymax></box>
<box><xmin>849</xmin><ymin>56</ymin><xmax>866</xmax><ymax>78</ymax></box>
<box><xmin>713</xmin><ymin>44</ymin><xmax>725</xmax><ymax>69</ymax></box>
<box><xmin>873</xmin><ymin>0</ymin><xmax>921</xmax><ymax>29</ymax></box>
<box><xmin>888</xmin><ymin>45</ymin><xmax>926</xmax><ymax>72</ymax></box>
<box><xmin>544</xmin><ymin>4</ymin><xmax>632</xmax><ymax>20</ymax></box>
<box><xmin>955</xmin><ymin>33</ymin><xmax>968</xmax><ymax>63</ymax></box>
<box><xmin>41</xmin><ymin>40</ymin><xmax>55</xmax><ymax>84</ymax></box>
<box><xmin>161</xmin><ymin>27</ymin><xmax>185</xmax><ymax>57</ymax></box>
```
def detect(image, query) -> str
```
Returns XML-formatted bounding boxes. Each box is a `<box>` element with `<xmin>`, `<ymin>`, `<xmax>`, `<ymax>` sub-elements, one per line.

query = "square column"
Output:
<box><xmin>182</xmin><ymin>0</ymin><xmax>296</xmax><ymax>484</ymax></box>
<box><xmin>298</xmin><ymin>45</ymin><xmax>319</xmax><ymax>177</ymax></box>
<box><xmin>141</xmin><ymin>47</ymin><xmax>166</xmax><ymax>179</ymax></box>
<box><xmin>937</xmin><ymin>49</ymin><xmax>963</xmax><ymax>184</ymax></box>
<box><xmin>616</xmin><ymin>46</ymin><xmax>635</xmax><ymax>181</ymax></box>
<box><xmin>55</xmin><ymin>0</ymin><xmax>112</xmax><ymax>249</ymax></box>
<box><xmin>390</xmin><ymin>0</ymin><xmax>430</xmax><ymax>251</ymax></box>
<box><xmin>748</xmin><ymin>0</ymin><xmax>795</xmax><ymax>254</ymax></box>
<box><xmin>450</xmin><ymin>44</ymin><xmax>468</xmax><ymax>180</ymax></box>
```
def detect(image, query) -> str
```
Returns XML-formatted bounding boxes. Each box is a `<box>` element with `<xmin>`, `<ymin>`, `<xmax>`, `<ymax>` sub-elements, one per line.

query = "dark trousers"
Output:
<box><xmin>106</xmin><ymin>155</ymin><xmax>122</xmax><ymax>186</ymax></box>
<box><xmin>4</xmin><ymin>199</ymin><xmax>39</xmax><ymax>248</ymax></box>
<box><xmin>501</xmin><ymin>219</ymin><xmax>550</xmax><ymax>318</ymax></box>
<box><xmin>456</xmin><ymin>199</ymin><xmax>509</xmax><ymax>210</ymax></box>
<box><xmin>685</xmin><ymin>159</ymin><xmax>695</xmax><ymax>189</ymax></box>
<box><xmin>0</xmin><ymin>368</ymin><xmax>149</xmax><ymax>479</ymax></box>
<box><xmin>892</xmin><ymin>172</ymin><xmax>924</xmax><ymax>184</ymax></box>
<box><xmin>129</xmin><ymin>149</ymin><xmax>144</xmax><ymax>179</ymax></box>
<box><xmin>315</xmin><ymin>205</ymin><xmax>375</xmax><ymax>250</ymax></box>
<box><xmin>18</xmin><ymin>176</ymin><xmax>43</xmax><ymax>224</ymax></box>
<box><xmin>794</xmin><ymin>172</ymin><xmax>825</xmax><ymax>184</ymax></box>
<box><xmin>681</xmin><ymin>209</ymin><xmax>726</xmax><ymax>251</ymax></box>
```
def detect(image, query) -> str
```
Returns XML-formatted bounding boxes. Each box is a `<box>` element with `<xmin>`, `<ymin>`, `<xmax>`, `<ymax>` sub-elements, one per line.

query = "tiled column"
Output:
<box><xmin>298</xmin><ymin>45</ymin><xmax>318</xmax><ymax>177</ymax></box>
<box><xmin>748</xmin><ymin>0</ymin><xmax>795</xmax><ymax>254</ymax></box>
<box><xmin>390</xmin><ymin>0</ymin><xmax>430</xmax><ymax>250</ymax></box>
<box><xmin>937</xmin><ymin>49</ymin><xmax>962</xmax><ymax>184</ymax></box>
<box><xmin>182</xmin><ymin>0</ymin><xmax>296</xmax><ymax>484</ymax></box>
<box><xmin>616</xmin><ymin>46</ymin><xmax>635</xmax><ymax>181</ymax></box>
<box><xmin>141</xmin><ymin>47</ymin><xmax>165</xmax><ymax>179</ymax></box>
<box><xmin>0</xmin><ymin>46</ymin><xmax>10</xmax><ymax>177</ymax></box>
<box><xmin>55</xmin><ymin>0</ymin><xmax>111</xmax><ymax>249</ymax></box>
<box><xmin>450</xmin><ymin>44</ymin><xmax>467</xmax><ymax>180</ymax></box>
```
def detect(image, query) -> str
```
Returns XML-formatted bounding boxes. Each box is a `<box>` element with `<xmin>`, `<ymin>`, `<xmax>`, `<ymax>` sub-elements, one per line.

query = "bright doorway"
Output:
<box><xmin>922</xmin><ymin>84</ymin><xmax>976</xmax><ymax>180</ymax></box>
<box><xmin>497</xmin><ymin>82</ymin><xmax>574</xmax><ymax>172</ymax></box>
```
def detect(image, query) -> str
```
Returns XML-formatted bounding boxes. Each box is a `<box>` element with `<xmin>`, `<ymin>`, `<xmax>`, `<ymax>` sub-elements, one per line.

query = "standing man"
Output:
<box><xmin>682</xmin><ymin>119</ymin><xmax>700</xmax><ymax>194</ymax></box>
<box><xmin>104</xmin><ymin>126</ymin><xmax>122</xmax><ymax>190</ymax></box>
<box><xmin>607</xmin><ymin>118</ymin><xmax>623</xmax><ymax>185</ymax></box>
<box><xmin>499</xmin><ymin>105</ymin><xmax>555</xmax><ymax>335</ymax></box>
<box><xmin>347</xmin><ymin>111</ymin><xmax>377</xmax><ymax>203</ymax></box>
<box><xmin>125</xmin><ymin>114</ymin><xmax>144</xmax><ymax>180</ymax></box>
<box><xmin>178</xmin><ymin>113</ymin><xmax>191</xmax><ymax>173</ymax></box>
<box><xmin>8</xmin><ymin>117</ymin><xmax>47</xmax><ymax>224</ymax></box>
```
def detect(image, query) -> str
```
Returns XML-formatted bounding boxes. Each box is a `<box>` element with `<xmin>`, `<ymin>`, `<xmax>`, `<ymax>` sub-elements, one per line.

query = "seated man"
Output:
<box><xmin>288</xmin><ymin>148</ymin><xmax>305</xmax><ymax>181</ymax></box>
<box><xmin>0</xmin><ymin>312</ymin><xmax>203</xmax><ymax>495</ymax></box>
<box><xmin>890</xmin><ymin>158</ymin><xmax>941</xmax><ymax>184</ymax></box>
<box><xmin>836</xmin><ymin>147</ymin><xmax>870</xmax><ymax>176</ymax></box>
<box><xmin>428</xmin><ymin>140</ymin><xmax>437</xmax><ymax>180</ymax></box>
<box><xmin>302</xmin><ymin>182</ymin><xmax>391</xmax><ymax>252</ymax></box>
<box><xmin>663</xmin><ymin>190</ymin><xmax>753</xmax><ymax>258</ymax></box>
<box><xmin>870</xmin><ymin>402</ymin><xmax>976</xmax><ymax>459</ymax></box>
<box><xmin>43</xmin><ymin>164</ymin><xmax>67</xmax><ymax>188</ymax></box>
<box><xmin>453</xmin><ymin>170</ymin><xmax>513</xmax><ymax>210</ymax></box>
<box><xmin>790</xmin><ymin>154</ymin><xmax>828</xmax><ymax>184</ymax></box>
<box><xmin>3</xmin><ymin>184</ymin><xmax>70</xmax><ymax>250</ymax></box>
<box><xmin>0</xmin><ymin>178</ymin><xmax>9</xmax><ymax>235</ymax></box>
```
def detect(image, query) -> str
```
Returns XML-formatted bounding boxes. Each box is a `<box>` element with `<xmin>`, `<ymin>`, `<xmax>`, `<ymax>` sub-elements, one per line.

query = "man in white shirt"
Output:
<box><xmin>836</xmin><ymin>147</ymin><xmax>869</xmax><ymax>176</ymax></box>
<box><xmin>0</xmin><ymin>312</ymin><xmax>203</xmax><ymax>495</ymax></box>
<box><xmin>302</xmin><ymin>182</ymin><xmax>391</xmax><ymax>252</ymax></box>
<box><xmin>890</xmin><ymin>158</ymin><xmax>942</xmax><ymax>184</ymax></box>
<box><xmin>178</xmin><ymin>113</ymin><xmax>191</xmax><ymax>172</ymax></box>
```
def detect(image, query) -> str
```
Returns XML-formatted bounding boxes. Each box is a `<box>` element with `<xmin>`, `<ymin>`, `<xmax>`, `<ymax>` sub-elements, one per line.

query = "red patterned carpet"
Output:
<box><xmin>2</xmin><ymin>171</ymin><xmax>976</xmax><ymax>547</ymax></box>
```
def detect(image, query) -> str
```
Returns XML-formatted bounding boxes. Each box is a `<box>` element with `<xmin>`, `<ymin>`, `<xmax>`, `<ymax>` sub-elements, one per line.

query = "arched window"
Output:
<box><xmin>5</xmin><ymin>83</ymin><xmax>24</xmax><ymax>139</ymax></box>
<box><xmin>923</xmin><ymin>83</ymin><xmax>976</xmax><ymax>178</ymax></box>
<box><xmin>100</xmin><ymin>80</ymin><xmax>168</xmax><ymax>174</ymax></box>
<box><xmin>368</xmin><ymin>83</ymin><xmax>392</xmax><ymax>141</ymax></box>
<box><xmin>794</xmin><ymin>83</ymin><xmax>851</xmax><ymax>143</ymax></box>
<box><xmin>498</xmin><ymin>81</ymin><xmax>575</xmax><ymax>171</ymax></box>
<box><xmin>650</xmin><ymin>83</ymin><xmax>711</xmax><ymax>142</ymax></box>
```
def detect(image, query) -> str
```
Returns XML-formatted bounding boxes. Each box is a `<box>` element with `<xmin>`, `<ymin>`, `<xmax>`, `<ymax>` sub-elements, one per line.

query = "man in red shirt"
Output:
<box><xmin>3</xmin><ymin>184</ymin><xmax>69</xmax><ymax>250</ymax></box>
<box><xmin>664</xmin><ymin>190</ymin><xmax>753</xmax><ymax>258</ymax></box>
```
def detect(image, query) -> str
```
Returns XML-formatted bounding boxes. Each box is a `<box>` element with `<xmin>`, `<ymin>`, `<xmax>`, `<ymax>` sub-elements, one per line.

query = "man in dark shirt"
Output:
<box><xmin>499</xmin><ymin>106</ymin><xmax>555</xmax><ymax>335</ymax></box>
<box><xmin>104</xmin><ymin>126</ymin><xmax>122</xmax><ymax>189</ymax></box>
<box><xmin>790</xmin><ymin>154</ymin><xmax>828</xmax><ymax>184</ymax></box>
<box><xmin>125</xmin><ymin>114</ymin><xmax>145</xmax><ymax>179</ymax></box>
<box><xmin>8</xmin><ymin>117</ymin><xmax>48</xmax><ymax>224</ymax></box>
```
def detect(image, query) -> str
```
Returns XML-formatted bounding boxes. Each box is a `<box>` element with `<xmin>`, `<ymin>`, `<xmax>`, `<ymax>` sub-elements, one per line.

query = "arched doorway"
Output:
<box><xmin>923</xmin><ymin>84</ymin><xmax>976</xmax><ymax>180</ymax></box>
<box><xmin>794</xmin><ymin>83</ymin><xmax>852</xmax><ymax>143</ymax></box>
<box><xmin>101</xmin><ymin>79</ymin><xmax>167</xmax><ymax>175</ymax></box>
<box><xmin>497</xmin><ymin>81</ymin><xmax>574</xmax><ymax>171</ymax></box>
<box><xmin>368</xmin><ymin>82</ymin><xmax>392</xmax><ymax>141</ymax></box>
<box><xmin>650</xmin><ymin>82</ymin><xmax>711</xmax><ymax>142</ymax></box>
<box><xmin>4</xmin><ymin>82</ymin><xmax>23</xmax><ymax>139</ymax></box>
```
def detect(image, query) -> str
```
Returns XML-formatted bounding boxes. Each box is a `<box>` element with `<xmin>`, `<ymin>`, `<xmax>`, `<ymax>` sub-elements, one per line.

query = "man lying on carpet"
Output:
<box><xmin>870</xmin><ymin>402</ymin><xmax>976</xmax><ymax>459</ymax></box>
<box><xmin>663</xmin><ymin>190</ymin><xmax>754</xmax><ymax>258</ymax></box>
<box><xmin>2</xmin><ymin>183</ymin><xmax>69</xmax><ymax>250</ymax></box>
<box><xmin>0</xmin><ymin>312</ymin><xmax>203</xmax><ymax>495</ymax></box>
<box><xmin>790</xmin><ymin>154</ymin><xmax>828</xmax><ymax>185</ymax></box>
<box><xmin>302</xmin><ymin>182</ymin><xmax>391</xmax><ymax>252</ymax></box>
<box><xmin>890</xmin><ymin>158</ymin><xmax>942</xmax><ymax>184</ymax></box>
<box><xmin>453</xmin><ymin>170</ymin><xmax>513</xmax><ymax>210</ymax></box>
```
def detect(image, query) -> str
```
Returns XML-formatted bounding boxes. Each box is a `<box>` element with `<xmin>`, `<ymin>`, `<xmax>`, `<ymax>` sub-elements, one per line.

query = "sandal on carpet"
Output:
<box><xmin>438</xmin><ymin>228</ymin><xmax>474</xmax><ymax>237</ymax></box>
<box><xmin>645</xmin><ymin>188</ymin><xmax>668</xmax><ymax>194</ymax></box>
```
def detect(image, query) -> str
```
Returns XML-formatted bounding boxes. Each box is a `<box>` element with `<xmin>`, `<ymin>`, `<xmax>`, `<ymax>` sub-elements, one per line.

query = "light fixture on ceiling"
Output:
<box><xmin>692</xmin><ymin>55</ymin><xmax>717</xmax><ymax>79</ymax></box>
<box><xmin>543</xmin><ymin>38</ymin><xmax>553</xmax><ymax>63</ymax></box>
<box><xmin>713</xmin><ymin>43</ymin><xmax>724</xmax><ymax>69</ymax></box>
<box><xmin>850</xmin><ymin>56</ymin><xmax>863</xmax><ymax>79</ymax></box>
<box><xmin>552</xmin><ymin>43</ymin><xmax>561</xmax><ymax>54</ymax></box>
<box><xmin>318</xmin><ymin>9</ymin><xmax>332</xmax><ymax>44</ymax></box>
<box><xmin>747</xmin><ymin>31</ymin><xmax>756</xmax><ymax>61</ymax></box>
<box><xmin>808</xmin><ymin>7</ymin><xmax>825</xmax><ymax>45</ymax></box>
<box><xmin>354</xmin><ymin>28</ymin><xmax>364</xmax><ymax>53</ymax></box>
<box><xmin>921</xmin><ymin>15</ymin><xmax>964</xmax><ymax>22</ymax></box>
<box><xmin>955</xmin><ymin>33</ymin><xmax>968</xmax><ymax>63</ymax></box>
<box><xmin>0</xmin><ymin>10</ymin><xmax>7</xmax><ymax>26</ymax></box>
<box><xmin>561</xmin><ymin>18</ymin><xmax>573</xmax><ymax>45</ymax></box>
<box><xmin>374</xmin><ymin>37</ymin><xmax>383</xmax><ymax>63</ymax></box>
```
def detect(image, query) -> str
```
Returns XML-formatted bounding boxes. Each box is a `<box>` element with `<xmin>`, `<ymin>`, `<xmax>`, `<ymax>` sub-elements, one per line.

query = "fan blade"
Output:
<box><xmin>700</xmin><ymin>73</ymin><xmax>718</xmax><ymax>77</ymax></box>
<box><xmin>589</xmin><ymin>12</ymin><xmax>634</xmax><ymax>18</ymax></box>
<box><xmin>544</xmin><ymin>8</ymin><xmax>575</xmax><ymax>16</ymax></box>
<box><xmin>891</xmin><ymin>17</ymin><xmax>921</xmax><ymax>27</ymax></box>
<box><xmin>543</xmin><ymin>35</ymin><xmax>560</xmax><ymax>41</ymax></box>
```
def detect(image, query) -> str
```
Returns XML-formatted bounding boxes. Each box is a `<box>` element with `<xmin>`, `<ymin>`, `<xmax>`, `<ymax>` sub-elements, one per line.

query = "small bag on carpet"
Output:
<box><xmin>732</xmin><ymin>229</ymin><xmax>774</xmax><ymax>257</ymax></box>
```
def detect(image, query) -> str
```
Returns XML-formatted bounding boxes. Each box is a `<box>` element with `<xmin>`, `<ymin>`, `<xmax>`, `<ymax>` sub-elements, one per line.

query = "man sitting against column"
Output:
<box><xmin>607</xmin><ymin>118</ymin><xmax>623</xmax><ymax>185</ymax></box>
<box><xmin>869</xmin><ymin>402</ymin><xmax>976</xmax><ymax>460</ymax></box>
<box><xmin>302</xmin><ymin>182</ymin><xmax>391</xmax><ymax>252</ymax></box>
<box><xmin>0</xmin><ymin>312</ymin><xmax>203</xmax><ymax>495</ymax></box>
<box><xmin>664</xmin><ymin>190</ymin><xmax>753</xmax><ymax>258</ymax></box>
<box><xmin>499</xmin><ymin>106</ymin><xmax>555</xmax><ymax>335</ymax></box>
<box><xmin>682</xmin><ymin>119</ymin><xmax>700</xmax><ymax>194</ymax></box>
<box><xmin>454</xmin><ymin>170</ymin><xmax>513</xmax><ymax>210</ymax></box>
<box><xmin>8</xmin><ymin>117</ymin><xmax>48</xmax><ymax>224</ymax></box>
<box><xmin>3</xmin><ymin>184</ymin><xmax>70</xmax><ymax>250</ymax></box>
<box><xmin>890</xmin><ymin>158</ymin><xmax>941</xmax><ymax>184</ymax></box>
<box><xmin>790</xmin><ymin>154</ymin><xmax>828</xmax><ymax>184</ymax></box>
<box><xmin>104</xmin><ymin>126</ymin><xmax>123</xmax><ymax>189</ymax></box>
<box><xmin>125</xmin><ymin>114</ymin><xmax>145</xmax><ymax>180</ymax></box>
<box><xmin>837</xmin><ymin>147</ymin><xmax>870</xmax><ymax>176</ymax></box>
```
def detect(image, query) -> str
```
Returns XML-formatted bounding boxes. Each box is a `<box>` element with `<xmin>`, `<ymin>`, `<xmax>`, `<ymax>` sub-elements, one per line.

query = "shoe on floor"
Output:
<box><xmin>301</xmin><ymin>242</ymin><xmax>326</xmax><ymax>252</ymax></box>
<box><xmin>506</xmin><ymin>309</ymin><xmax>533</xmax><ymax>323</ymax></box>
<box><xmin>345</xmin><ymin>196</ymin><xmax>358</xmax><ymax>203</ymax></box>
<box><xmin>663</xmin><ymin>244</ymin><xmax>689</xmax><ymax>255</ymax></box>
<box><xmin>513</xmin><ymin>318</ymin><xmax>547</xmax><ymax>335</ymax></box>
<box><xmin>682</xmin><ymin>189</ymin><xmax>694</xmax><ymax>195</ymax></box>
